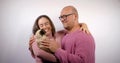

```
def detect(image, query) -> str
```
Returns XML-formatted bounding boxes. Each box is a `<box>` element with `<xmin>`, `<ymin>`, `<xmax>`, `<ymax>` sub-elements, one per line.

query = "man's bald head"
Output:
<box><xmin>61</xmin><ymin>6</ymin><xmax>78</xmax><ymax>18</ymax></box>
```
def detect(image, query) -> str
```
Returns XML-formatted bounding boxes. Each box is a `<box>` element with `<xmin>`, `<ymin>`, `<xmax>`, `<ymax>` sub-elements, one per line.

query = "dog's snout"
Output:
<box><xmin>39</xmin><ymin>29</ymin><xmax>46</xmax><ymax>36</ymax></box>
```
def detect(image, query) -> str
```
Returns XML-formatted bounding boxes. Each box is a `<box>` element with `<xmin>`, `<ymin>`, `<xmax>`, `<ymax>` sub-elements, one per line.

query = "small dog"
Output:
<box><xmin>35</xmin><ymin>29</ymin><xmax>52</xmax><ymax>53</ymax></box>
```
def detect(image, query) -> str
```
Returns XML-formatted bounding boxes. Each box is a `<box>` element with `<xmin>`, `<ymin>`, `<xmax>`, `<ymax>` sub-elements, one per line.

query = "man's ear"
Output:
<box><xmin>74</xmin><ymin>13</ymin><xmax>78</xmax><ymax>21</ymax></box>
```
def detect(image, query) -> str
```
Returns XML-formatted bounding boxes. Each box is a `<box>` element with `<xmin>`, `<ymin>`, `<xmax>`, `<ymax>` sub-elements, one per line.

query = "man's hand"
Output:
<box><xmin>41</xmin><ymin>39</ymin><xmax>60</xmax><ymax>53</ymax></box>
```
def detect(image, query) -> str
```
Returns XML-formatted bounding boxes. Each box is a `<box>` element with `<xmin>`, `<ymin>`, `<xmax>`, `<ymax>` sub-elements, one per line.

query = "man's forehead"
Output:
<box><xmin>61</xmin><ymin>8</ymin><xmax>72</xmax><ymax>15</ymax></box>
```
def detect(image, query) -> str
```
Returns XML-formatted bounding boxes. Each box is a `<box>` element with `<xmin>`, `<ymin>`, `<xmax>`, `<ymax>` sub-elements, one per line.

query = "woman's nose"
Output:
<box><xmin>42</xmin><ymin>25</ymin><xmax>47</xmax><ymax>29</ymax></box>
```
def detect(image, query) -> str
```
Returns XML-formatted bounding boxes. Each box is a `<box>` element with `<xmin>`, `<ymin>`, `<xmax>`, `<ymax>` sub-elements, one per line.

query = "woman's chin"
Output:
<box><xmin>45</xmin><ymin>32</ymin><xmax>50</xmax><ymax>36</ymax></box>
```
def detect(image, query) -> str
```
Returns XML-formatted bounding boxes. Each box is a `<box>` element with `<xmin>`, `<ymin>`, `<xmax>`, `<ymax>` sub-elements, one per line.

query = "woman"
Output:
<box><xmin>29</xmin><ymin>15</ymin><xmax>90</xmax><ymax>63</ymax></box>
<box><xmin>29</xmin><ymin>15</ymin><xmax>57</xmax><ymax>63</ymax></box>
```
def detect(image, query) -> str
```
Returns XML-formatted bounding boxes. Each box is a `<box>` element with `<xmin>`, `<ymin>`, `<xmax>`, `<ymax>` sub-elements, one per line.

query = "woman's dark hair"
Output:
<box><xmin>32</xmin><ymin>15</ymin><xmax>56</xmax><ymax>37</ymax></box>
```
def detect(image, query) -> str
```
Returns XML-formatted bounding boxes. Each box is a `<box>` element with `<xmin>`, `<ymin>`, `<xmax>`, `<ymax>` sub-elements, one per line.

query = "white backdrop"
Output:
<box><xmin>0</xmin><ymin>0</ymin><xmax>120</xmax><ymax>63</ymax></box>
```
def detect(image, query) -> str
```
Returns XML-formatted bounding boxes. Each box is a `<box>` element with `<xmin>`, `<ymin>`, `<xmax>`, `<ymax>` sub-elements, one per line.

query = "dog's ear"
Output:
<box><xmin>39</xmin><ymin>29</ymin><xmax>46</xmax><ymax>36</ymax></box>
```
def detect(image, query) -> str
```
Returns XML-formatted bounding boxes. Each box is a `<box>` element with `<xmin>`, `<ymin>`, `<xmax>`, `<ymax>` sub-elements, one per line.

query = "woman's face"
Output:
<box><xmin>38</xmin><ymin>17</ymin><xmax>52</xmax><ymax>36</ymax></box>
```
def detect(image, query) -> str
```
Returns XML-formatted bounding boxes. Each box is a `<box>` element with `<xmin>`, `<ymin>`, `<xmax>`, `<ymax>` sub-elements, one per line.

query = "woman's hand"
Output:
<box><xmin>29</xmin><ymin>35</ymin><xmax>35</xmax><ymax>48</ymax></box>
<box><xmin>80</xmin><ymin>23</ymin><xmax>90</xmax><ymax>34</ymax></box>
<box><xmin>29</xmin><ymin>35</ymin><xmax>35</xmax><ymax>58</ymax></box>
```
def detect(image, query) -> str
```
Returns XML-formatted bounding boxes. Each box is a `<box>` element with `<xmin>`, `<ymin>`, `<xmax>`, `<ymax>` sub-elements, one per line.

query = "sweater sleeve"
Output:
<box><xmin>54</xmin><ymin>34</ymin><xmax>95</xmax><ymax>63</ymax></box>
<box><xmin>32</xmin><ymin>41</ymin><xmax>57</xmax><ymax>62</ymax></box>
<box><xmin>54</xmin><ymin>46</ymin><xmax>85</xmax><ymax>63</ymax></box>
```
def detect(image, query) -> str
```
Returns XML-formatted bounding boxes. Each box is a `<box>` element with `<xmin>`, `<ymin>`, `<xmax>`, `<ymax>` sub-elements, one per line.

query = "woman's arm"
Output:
<box><xmin>79</xmin><ymin>23</ymin><xmax>90</xmax><ymax>34</ymax></box>
<box><xmin>29</xmin><ymin>35</ymin><xmax>57</xmax><ymax>62</ymax></box>
<box><xmin>29</xmin><ymin>35</ymin><xmax>35</xmax><ymax>58</ymax></box>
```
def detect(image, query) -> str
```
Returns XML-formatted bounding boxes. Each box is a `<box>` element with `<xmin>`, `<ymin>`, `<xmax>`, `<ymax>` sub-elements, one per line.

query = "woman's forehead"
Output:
<box><xmin>38</xmin><ymin>17</ymin><xmax>50</xmax><ymax>24</ymax></box>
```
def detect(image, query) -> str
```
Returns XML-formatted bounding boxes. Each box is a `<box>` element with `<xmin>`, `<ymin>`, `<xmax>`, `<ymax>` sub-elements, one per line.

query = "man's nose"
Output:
<box><xmin>60</xmin><ymin>18</ymin><xmax>65</xmax><ymax>22</ymax></box>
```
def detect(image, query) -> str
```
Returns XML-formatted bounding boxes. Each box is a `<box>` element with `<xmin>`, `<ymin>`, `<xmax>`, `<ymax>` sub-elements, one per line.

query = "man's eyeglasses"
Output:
<box><xmin>59</xmin><ymin>13</ymin><xmax>74</xmax><ymax>20</ymax></box>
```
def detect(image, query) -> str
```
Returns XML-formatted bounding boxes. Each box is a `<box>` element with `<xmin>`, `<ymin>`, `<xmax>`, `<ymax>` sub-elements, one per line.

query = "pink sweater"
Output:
<box><xmin>32</xmin><ymin>39</ymin><xmax>57</xmax><ymax>63</ymax></box>
<box><xmin>55</xmin><ymin>30</ymin><xmax>95</xmax><ymax>63</ymax></box>
<box><xmin>30</xmin><ymin>30</ymin><xmax>65</xmax><ymax>63</ymax></box>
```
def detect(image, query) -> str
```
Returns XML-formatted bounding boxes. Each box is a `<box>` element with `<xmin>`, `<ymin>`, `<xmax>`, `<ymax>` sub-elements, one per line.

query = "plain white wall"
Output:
<box><xmin>0</xmin><ymin>0</ymin><xmax>120</xmax><ymax>63</ymax></box>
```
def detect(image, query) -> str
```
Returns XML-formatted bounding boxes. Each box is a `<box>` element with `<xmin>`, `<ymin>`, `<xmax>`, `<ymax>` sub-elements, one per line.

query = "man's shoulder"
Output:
<box><xmin>55</xmin><ymin>30</ymin><xmax>67</xmax><ymax>37</ymax></box>
<box><xmin>56</xmin><ymin>30</ymin><xmax>67</xmax><ymax>35</ymax></box>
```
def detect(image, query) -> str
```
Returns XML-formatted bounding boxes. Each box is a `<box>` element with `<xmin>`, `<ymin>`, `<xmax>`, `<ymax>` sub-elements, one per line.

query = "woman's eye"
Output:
<box><xmin>45</xmin><ymin>22</ymin><xmax>49</xmax><ymax>25</ymax></box>
<box><xmin>40</xmin><ymin>24</ymin><xmax>43</xmax><ymax>27</ymax></box>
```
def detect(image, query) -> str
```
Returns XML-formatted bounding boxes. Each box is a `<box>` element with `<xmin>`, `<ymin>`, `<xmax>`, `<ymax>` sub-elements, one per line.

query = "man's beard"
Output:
<box><xmin>64</xmin><ymin>26</ymin><xmax>71</xmax><ymax>31</ymax></box>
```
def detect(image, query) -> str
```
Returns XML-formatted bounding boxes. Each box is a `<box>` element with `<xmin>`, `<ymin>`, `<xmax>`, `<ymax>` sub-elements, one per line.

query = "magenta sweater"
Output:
<box><xmin>55</xmin><ymin>30</ymin><xmax>95</xmax><ymax>63</ymax></box>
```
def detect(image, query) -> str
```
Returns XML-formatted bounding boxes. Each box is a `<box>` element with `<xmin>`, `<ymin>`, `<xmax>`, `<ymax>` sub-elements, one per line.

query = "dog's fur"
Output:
<box><xmin>35</xmin><ymin>29</ymin><xmax>52</xmax><ymax>53</ymax></box>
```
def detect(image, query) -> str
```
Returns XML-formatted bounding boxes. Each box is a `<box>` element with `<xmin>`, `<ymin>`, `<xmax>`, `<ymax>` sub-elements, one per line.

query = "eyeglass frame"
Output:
<box><xmin>59</xmin><ymin>13</ymin><xmax>74</xmax><ymax>20</ymax></box>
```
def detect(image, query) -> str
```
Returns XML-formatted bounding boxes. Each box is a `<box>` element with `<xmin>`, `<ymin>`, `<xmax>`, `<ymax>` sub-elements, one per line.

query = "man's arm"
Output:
<box><xmin>54</xmin><ymin>34</ymin><xmax>95</xmax><ymax>63</ymax></box>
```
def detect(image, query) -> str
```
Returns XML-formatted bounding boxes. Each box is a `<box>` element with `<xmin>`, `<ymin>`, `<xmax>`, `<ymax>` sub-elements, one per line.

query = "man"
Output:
<box><xmin>41</xmin><ymin>6</ymin><xmax>95</xmax><ymax>63</ymax></box>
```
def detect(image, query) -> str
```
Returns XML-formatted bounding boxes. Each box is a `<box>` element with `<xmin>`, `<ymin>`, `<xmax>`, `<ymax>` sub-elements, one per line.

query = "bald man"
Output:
<box><xmin>40</xmin><ymin>6</ymin><xmax>95</xmax><ymax>63</ymax></box>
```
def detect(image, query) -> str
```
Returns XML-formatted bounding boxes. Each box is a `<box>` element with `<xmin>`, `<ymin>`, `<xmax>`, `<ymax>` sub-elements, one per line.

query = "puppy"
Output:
<box><xmin>35</xmin><ymin>29</ymin><xmax>52</xmax><ymax>53</ymax></box>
